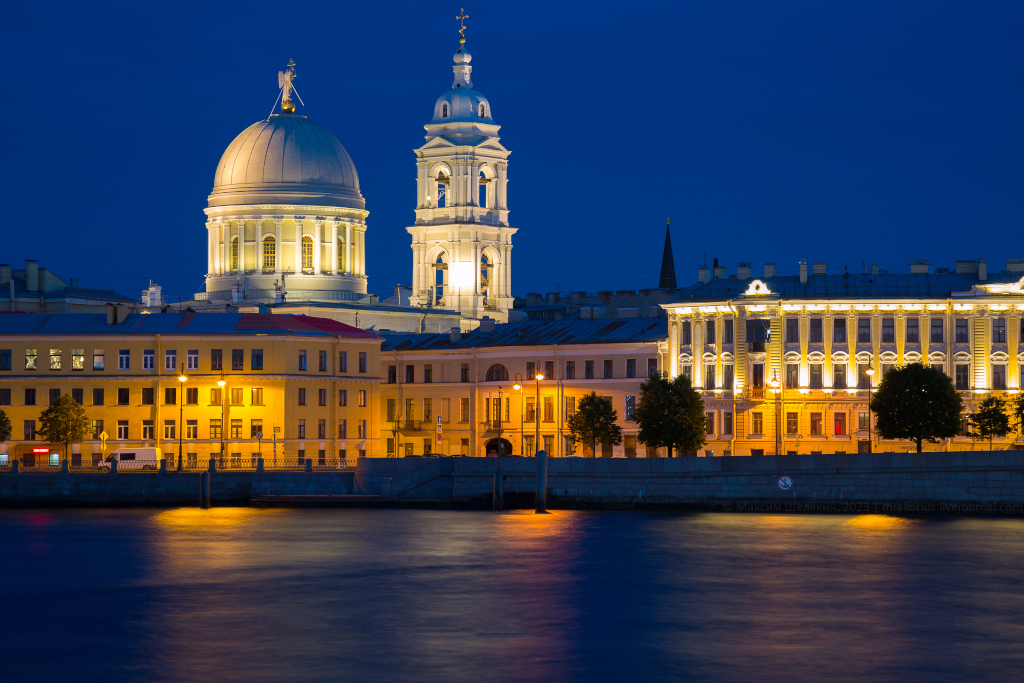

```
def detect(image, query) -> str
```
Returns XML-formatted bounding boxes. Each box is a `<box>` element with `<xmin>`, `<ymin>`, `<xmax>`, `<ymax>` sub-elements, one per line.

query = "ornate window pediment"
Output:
<box><xmin>831</xmin><ymin>351</ymin><xmax>849</xmax><ymax>364</ymax></box>
<box><xmin>904</xmin><ymin>351</ymin><xmax>922</xmax><ymax>364</ymax></box>
<box><xmin>991</xmin><ymin>351</ymin><xmax>1010</xmax><ymax>363</ymax></box>
<box><xmin>784</xmin><ymin>351</ymin><xmax>800</xmax><ymax>363</ymax></box>
<box><xmin>808</xmin><ymin>351</ymin><xmax>826</xmax><ymax>363</ymax></box>
<box><xmin>855</xmin><ymin>351</ymin><xmax>872</xmax><ymax>364</ymax></box>
<box><xmin>702</xmin><ymin>352</ymin><xmax>717</xmax><ymax>363</ymax></box>
<box><xmin>880</xmin><ymin>351</ymin><xmax>897</xmax><ymax>364</ymax></box>
<box><xmin>743</xmin><ymin>279</ymin><xmax>772</xmax><ymax>296</ymax></box>
<box><xmin>952</xmin><ymin>351</ymin><xmax>970</xmax><ymax>363</ymax></box>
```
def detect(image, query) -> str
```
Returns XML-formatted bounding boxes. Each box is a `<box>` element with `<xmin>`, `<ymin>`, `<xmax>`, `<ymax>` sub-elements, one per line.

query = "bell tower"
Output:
<box><xmin>407</xmin><ymin>23</ymin><xmax>515</xmax><ymax>323</ymax></box>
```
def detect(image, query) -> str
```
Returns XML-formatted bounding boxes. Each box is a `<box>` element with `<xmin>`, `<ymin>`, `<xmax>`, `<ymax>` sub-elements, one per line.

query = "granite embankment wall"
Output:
<box><xmin>1</xmin><ymin>452</ymin><xmax>1022</xmax><ymax>510</ymax></box>
<box><xmin>0</xmin><ymin>471</ymin><xmax>354</xmax><ymax>507</ymax></box>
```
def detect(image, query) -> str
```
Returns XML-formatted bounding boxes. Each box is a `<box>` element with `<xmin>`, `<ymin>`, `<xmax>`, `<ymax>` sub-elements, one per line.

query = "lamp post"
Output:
<box><xmin>217</xmin><ymin>379</ymin><xmax>226</xmax><ymax>467</ymax></box>
<box><xmin>177</xmin><ymin>372</ymin><xmax>187</xmax><ymax>471</ymax></box>
<box><xmin>865</xmin><ymin>365</ymin><xmax>875</xmax><ymax>453</ymax></box>
<box><xmin>768</xmin><ymin>370</ymin><xmax>781</xmax><ymax>456</ymax></box>
<box><xmin>535</xmin><ymin>369</ymin><xmax>544</xmax><ymax>457</ymax></box>
<box><xmin>513</xmin><ymin>373</ymin><xmax>523</xmax><ymax>455</ymax></box>
<box><xmin>497</xmin><ymin>385</ymin><xmax>503</xmax><ymax>456</ymax></box>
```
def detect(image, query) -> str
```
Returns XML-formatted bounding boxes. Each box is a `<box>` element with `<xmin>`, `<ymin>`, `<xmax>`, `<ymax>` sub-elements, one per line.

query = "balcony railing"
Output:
<box><xmin>749</xmin><ymin>387</ymin><xmax>765</xmax><ymax>399</ymax></box>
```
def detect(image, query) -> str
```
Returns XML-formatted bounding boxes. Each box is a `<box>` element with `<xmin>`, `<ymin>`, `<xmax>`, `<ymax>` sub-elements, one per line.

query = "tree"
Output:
<box><xmin>1011</xmin><ymin>393</ymin><xmax>1024</xmax><ymax>440</ymax></box>
<box><xmin>634</xmin><ymin>373</ymin><xmax>706</xmax><ymax>457</ymax></box>
<box><xmin>566</xmin><ymin>392</ymin><xmax>623</xmax><ymax>457</ymax></box>
<box><xmin>870</xmin><ymin>363</ymin><xmax>962</xmax><ymax>452</ymax></box>
<box><xmin>0</xmin><ymin>409</ymin><xmax>10</xmax><ymax>444</ymax></box>
<box><xmin>969</xmin><ymin>395</ymin><xmax>1011</xmax><ymax>451</ymax></box>
<box><xmin>36</xmin><ymin>394</ymin><xmax>91</xmax><ymax>463</ymax></box>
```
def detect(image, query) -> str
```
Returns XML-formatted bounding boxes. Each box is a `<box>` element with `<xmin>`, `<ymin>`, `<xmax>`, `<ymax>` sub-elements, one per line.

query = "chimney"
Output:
<box><xmin>909</xmin><ymin>260</ymin><xmax>929</xmax><ymax>274</ymax></box>
<box><xmin>799</xmin><ymin>259</ymin><xmax>808</xmax><ymax>285</ymax></box>
<box><xmin>812</xmin><ymin>262</ymin><xmax>826</xmax><ymax>276</ymax></box>
<box><xmin>546</xmin><ymin>292</ymin><xmax>557</xmax><ymax>304</ymax></box>
<box><xmin>70</xmin><ymin>278</ymin><xmax>79</xmax><ymax>288</ymax></box>
<box><xmin>25</xmin><ymin>260</ymin><xmax>38</xmax><ymax>292</ymax></box>
<box><xmin>871</xmin><ymin>263</ymin><xmax>880</xmax><ymax>275</ymax></box>
<box><xmin>1006</xmin><ymin>259</ymin><xmax>1024</xmax><ymax>273</ymax></box>
<box><xmin>479</xmin><ymin>316</ymin><xmax>496</xmax><ymax>332</ymax></box>
<box><xmin>698</xmin><ymin>266</ymin><xmax>711</xmax><ymax>284</ymax></box>
<box><xmin>978</xmin><ymin>258</ymin><xmax>987</xmax><ymax>282</ymax></box>
<box><xmin>571</xmin><ymin>291</ymin><xmax>584</xmax><ymax>303</ymax></box>
<box><xmin>736</xmin><ymin>262</ymin><xmax>752</xmax><ymax>280</ymax></box>
<box><xmin>106</xmin><ymin>305</ymin><xmax>116</xmax><ymax>325</ymax></box>
<box><xmin>712</xmin><ymin>258</ymin><xmax>726</xmax><ymax>280</ymax></box>
<box><xmin>526</xmin><ymin>292</ymin><xmax>540</xmax><ymax>305</ymax></box>
<box><xmin>450</xmin><ymin>327</ymin><xmax>461</xmax><ymax>342</ymax></box>
<box><xmin>763</xmin><ymin>263</ymin><xmax>775</xmax><ymax>278</ymax></box>
<box><xmin>116</xmin><ymin>306</ymin><xmax>130</xmax><ymax>324</ymax></box>
<box><xmin>0</xmin><ymin>265</ymin><xmax>9</xmax><ymax>285</ymax></box>
<box><xmin>955</xmin><ymin>260</ymin><xmax>977</xmax><ymax>274</ymax></box>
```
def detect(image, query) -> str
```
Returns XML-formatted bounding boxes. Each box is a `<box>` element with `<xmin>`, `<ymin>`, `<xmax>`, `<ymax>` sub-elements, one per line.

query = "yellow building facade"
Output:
<box><xmin>0</xmin><ymin>312</ymin><xmax>382</xmax><ymax>466</ymax></box>
<box><xmin>664</xmin><ymin>259</ymin><xmax>1024</xmax><ymax>455</ymax></box>
<box><xmin>379</xmin><ymin>319</ymin><xmax>669</xmax><ymax>457</ymax></box>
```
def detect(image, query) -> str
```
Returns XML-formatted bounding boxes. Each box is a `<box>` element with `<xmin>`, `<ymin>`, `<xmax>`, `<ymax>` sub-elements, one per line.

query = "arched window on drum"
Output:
<box><xmin>433</xmin><ymin>255</ymin><xmax>446</xmax><ymax>304</ymax></box>
<box><xmin>480</xmin><ymin>254</ymin><xmax>492</xmax><ymax>302</ymax></box>
<box><xmin>301</xmin><ymin>236</ymin><xmax>314</xmax><ymax>271</ymax></box>
<box><xmin>485</xmin><ymin>364</ymin><xmax>509</xmax><ymax>382</ymax></box>
<box><xmin>262</xmin><ymin>236</ymin><xmax>275</xmax><ymax>272</ymax></box>
<box><xmin>337</xmin><ymin>235</ymin><xmax>346</xmax><ymax>273</ymax></box>
<box><xmin>230</xmin><ymin>236</ymin><xmax>239</xmax><ymax>272</ymax></box>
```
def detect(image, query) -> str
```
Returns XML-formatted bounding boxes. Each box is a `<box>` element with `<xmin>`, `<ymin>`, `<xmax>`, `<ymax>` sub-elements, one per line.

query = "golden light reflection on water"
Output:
<box><xmin>844</xmin><ymin>514</ymin><xmax>921</xmax><ymax>532</ymax></box>
<box><xmin>153</xmin><ymin>506</ymin><xmax>281</xmax><ymax>531</ymax></box>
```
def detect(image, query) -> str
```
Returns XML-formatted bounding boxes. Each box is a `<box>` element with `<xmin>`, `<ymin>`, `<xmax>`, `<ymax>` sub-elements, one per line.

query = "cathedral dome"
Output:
<box><xmin>209</xmin><ymin>113</ymin><xmax>364</xmax><ymax>210</ymax></box>
<box><xmin>432</xmin><ymin>89</ymin><xmax>494</xmax><ymax>124</ymax></box>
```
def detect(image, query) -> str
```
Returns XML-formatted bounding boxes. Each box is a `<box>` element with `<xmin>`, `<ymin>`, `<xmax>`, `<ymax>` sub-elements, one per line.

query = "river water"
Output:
<box><xmin>2</xmin><ymin>509</ymin><xmax>1022</xmax><ymax>682</ymax></box>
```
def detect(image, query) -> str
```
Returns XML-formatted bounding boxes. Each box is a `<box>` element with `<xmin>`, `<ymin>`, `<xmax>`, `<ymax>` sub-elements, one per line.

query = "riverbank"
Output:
<box><xmin>1</xmin><ymin>451</ymin><xmax>1022</xmax><ymax>512</ymax></box>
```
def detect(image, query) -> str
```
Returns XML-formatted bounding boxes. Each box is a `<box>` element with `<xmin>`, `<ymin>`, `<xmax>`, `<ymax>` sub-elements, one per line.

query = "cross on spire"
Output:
<box><xmin>457</xmin><ymin>8</ymin><xmax>469</xmax><ymax>44</ymax></box>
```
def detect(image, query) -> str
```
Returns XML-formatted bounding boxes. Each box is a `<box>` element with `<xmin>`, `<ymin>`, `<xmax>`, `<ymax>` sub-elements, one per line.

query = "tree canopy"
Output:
<box><xmin>869</xmin><ymin>363</ymin><xmax>963</xmax><ymax>452</ymax></box>
<box><xmin>634</xmin><ymin>373</ymin><xmax>706</xmax><ymax>456</ymax></box>
<box><xmin>566</xmin><ymin>392</ymin><xmax>622</xmax><ymax>457</ymax></box>
<box><xmin>36</xmin><ymin>394</ymin><xmax>91</xmax><ymax>461</ymax></box>
<box><xmin>0</xmin><ymin>409</ymin><xmax>10</xmax><ymax>444</ymax></box>
<box><xmin>969</xmin><ymin>395</ymin><xmax>1011</xmax><ymax>450</ymax></box>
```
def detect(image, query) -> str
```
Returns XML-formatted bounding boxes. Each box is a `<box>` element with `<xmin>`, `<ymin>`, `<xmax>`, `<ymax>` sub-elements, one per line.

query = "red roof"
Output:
<box><xmin>234</xmin><ymin>314</ymin><xmax>382</xmax><ymax>340</ymax></box>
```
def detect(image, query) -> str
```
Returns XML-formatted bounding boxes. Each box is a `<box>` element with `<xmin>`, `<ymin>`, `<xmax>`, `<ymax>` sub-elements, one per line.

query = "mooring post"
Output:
<box><xmin>10</xmin><ymin>460</ymin><xmax>19</xmax><ymax>474</ymax></box>
<box><xmin>60</xmin><ymin>459</ymin><xmax>69</xmax><ymax>474</ymax></box>
<box><xmin>535</xmin><ymin>450</ymin><xmax>548</xmax><ymax>513</ymax></box>
<box><xmin>208</xmin><ymin>457</ymin><xmax>216</xmax><ymax>473</ymax></box>
<box><xmin>200</xmin><ymin>471</ymin><xmax>210</xmax><ymax>509</ymax></box>
<box><xmin>256</xmin><ymin>457</ymin><xmax>264</xmax><ymax>473</ymax></box>
<box><xmin>159</xmin><ymin>459</ymin><xmax>167</xmax><ymax>474</ymax></box>
<box><xmin>493</xmin><ymin>466</ymin><xmax>504</xmax><ymax>511</ymax></box>
<box><xmin>110</xmin><ymin>458</ymin><xmax>118</xmax><ymax>474</ymax></box>
<box><xmin>305</xmin><ymin>458</ymin><xmax>313</xmax><ymax>473</ymax></box>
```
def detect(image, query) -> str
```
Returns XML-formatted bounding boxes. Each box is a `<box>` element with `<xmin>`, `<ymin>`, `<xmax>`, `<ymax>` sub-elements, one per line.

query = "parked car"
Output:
<box><xmin>97</xmin><ymin>448</ymin><xmax>163</xmax><ymax>471</ymax></box>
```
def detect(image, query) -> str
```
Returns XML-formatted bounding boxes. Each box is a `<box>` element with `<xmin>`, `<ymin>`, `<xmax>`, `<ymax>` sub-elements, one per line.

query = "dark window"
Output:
<box><xmin>787</xmin><ymin>412</ymin><xmax>798</xmax><ymax>435</ymax></box>
<box><xmin>723</xmin><ymin>320</ymin><xmax>734</xmax><ymax>344</ymax></box>
<box><xmin>298</xmin><ymin>350</ymin><xmax>307</xmax><ymax>371</ymax></box>
<box><xmin>485</xmin><ymin>364</ymin><xmax>508</xmax><ymax>382</ymax></box>
<box><xmin>545</xmin><ymin>361</ymin><xmax>554</xmax><ymax>379</ymax></box>
<box><xmin>0</xmin><ymin>388</ymin><xmax>9</xmax><ymax>405</ymax></box>
<box><xmin>785</xmin><ymin>363</ymin><xmax>798</xmax><ymax>389</ymax></box>
<box><xmin>339</xmin><ymin>390</ymin><xmax>347</xmax><ymax>407</ymax></box>
<box><xmin>252</xmin><ymin>419</ymin><xmax>263</xmax><ymax>439</ymax></box>
<box><xmin>705</xmin><ymin>412</ymin><xmax>715</xmax><ymax>435</ymax></box>
<box><xmin>387</xmin><ymin>365</ymin><xmax>396</xmax><ymax>383</ymax></box>
<box><xmin>93</xmin><ymin>388</ymin><xmax>104</xmax><ymax>406</ymax></box>
<box><xmin>71</xmin><ymin>388</ymin><xmax>83</xmax><ymax>405</ymax></box>
<box><xmin>118</xmin><ymin>388</ymin><xmax>129</xmax><ymax>405</ymax></box>
<box><xmin>681</xmin><ymin>321</ymin><xmax>691</xmax><ymax>345</ymax></box>
<box><xmin>626</xmin><ymin>359</ymin><xmax>636</xmax><ymax>378</ymax></box>
<box><xmin>723</xmin><ymin>363</ymin><xmax>733</xmax><ymax>389</ymax></box>
<box><xmin>833</xmin><ymin>319</ymin><xmax>847</xmax><ymax>343</ymax></box>
<box><xmin>211</xmin><ymin>349</ymin><xmax>222</xmax><ymax>371</ymax></box>
<box><xmin>706</xmin><ymin>321</ymin><xmax>716</xmax><ymax>344</ymax></box>
<box><xmin>810</xmin><ymin>413</ymin><xmax>822</xmax><ymax>436</ymax></box>
<box><xmin>297</xmin><ymin>420</ymin><xmax>306</xmax><ymax>439</ymax></box>
<box><xmin>319</xmin><ymin>350</ymin><xmax>328</xmax><ymax>372</ymax></box>
<box><xmin>424</xmin><ymin>365</ymin><xmax>433</xmax><ymax>383</ymax></box>
<box><xmin>882</xmin><ymin>318</ymin><xmax>894</xmax><ymax>343</ymax></box>
<box><xmin>723</xmin><ymin>412</ymin><xmax>733</xmax><ymax>434</ymax></box>
<box><xmin>298</xmin><ymin>388</ymin><xmax>306</xmax><ymax>406</ymax></box>
<box><xmin>565</xmin><ymin>361</ymin><xmax>575</xmax><ymax>380</ymax></box>
<box><xmin>955</xmin><ymin>364</ymin><xmax>970</xmax><ymax>390</ymax></box>
<box><xmin>931</xmin><ymin>319</ymin><xmax>944</xmax><ymax>343</ymax></box>
<box><xmin>603</xmin><ymin>360</ymin><xmax>613</xmax><ymax>379</ymax></box>
<box><xmin>0</xmin><ymin>350</ymin><xmax>10</xmax><ymax>371</ymax></box>
<box><xmin>251</xmin><ymin>349</ymin><xmax>263</xmax><ymax>370</ymax></box>
<box><xmin>461</xmin><ymin>364</ymin><xmax>469</xmax><ymax>382</ymax></box>
<box><xmin>24</xmin><ymin>420</ymin><xmax>36</xmax><ymax>440</ymax></box>
<box><xmin>232</xmin><ymin>349</ymin><xmax>244</xmax><ymax>371</ymax></box>
<box><xmin>993</xmin><ymin>318</ymin><xmax>1006</xmax><ymax>343</ymax></box>
<box><xmin>834</xmin><ymin>364</ymin><xmax>847</xmax><ymax>389</ymax></box>
<box><xmin>339</xmin><ymin>352</ymin><xmax>348</xmax><ymax>372</ymax></box>
<box><xmin>318</xmin><ymin>389</ymin><xmax>327</xmax><ymax>406</ymax></box>
<box><xmin>786</xmin><ymin>319</ymin><xmax>799</xmax><ymax>343</ymax></box>
<box><xmin>142</xmin><ymin>388</ymin><xmax>154</xmax><ymax>405</ymax></box>
<box><xmin>810</xmin><ymin>319</ymin><xmax>823</xmax><ymax>343</ymax></box>
<box><xmin>625</xmin><ymin>395</ymin><xmax>636</xmax><ymax>421</ymax></box>
<box><xmin>704</xmin><ymin>365</ymin><xmax>715</xmax><ymax>390</ymax></box>
<box><xmin>318</xmin><ymin>419</ymin><xmax>326</xmax><ymax>439</ymax></box>
<box><xmin>857</xmin><ymin>319</ymin><xmax>871</xmax><ymax>343</ymax></box>
<box><xmin>186</xmin><ymin>387</ymin><xmax>198</xmax><ymax>405</ymax></box>
<box><xmin>526</xmin><ymin>361</ymin><xmax>535</xmax><ymax>378</ymax></box>
<box><xmin>585</xmin><ymin>360</ymin><xmax>595</xmax><ymax>380</ymax></box>
<box><xmin>405</xmin><ymin>365</ymin><xmax>415</xmax><ymax>383</ymax></box>
<box><xmin>809</xmin><ymin>364</ymin><xmax>823</xmax><ymax>389</ymax></box>
<box><xmin>163</xmin><ymin>387</ymin><xmax>175</xmax><ymax>405</ymax></box>
<box><xmin>648</xmin><ymin>358</ymin><xmax>658</xmax><ymax>378</ymax></box>
<box><xmin>49</xmin><ymin>388</ymin><xmax>61</xmax><ymax>405</ymax></box>
<box><xmin>858</xmin><ymin>364</ymin><xmax>870</xmax><ymax>389</ymax></box>
<box><xmin>955</xmin><ymin>319</ymin><xmax>968</xmax><ymax>343</ymax></box>
<box><xmin>993</xmin><ymin>364</ymin><xmax>1007</xmax><ymax>390</ymax></box>
<box><xmin>906</xmin><ymin>318</ymin><xmax>919</xmax><ymax>343</ymax></box>
<box><xmin>359</xmin><ymin>352</ymin><xmax>367</xmax><ymax>373</ymax></box>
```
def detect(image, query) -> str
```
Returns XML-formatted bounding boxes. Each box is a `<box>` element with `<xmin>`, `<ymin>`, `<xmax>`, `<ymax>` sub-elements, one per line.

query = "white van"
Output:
<box><xmin>97</xmin><ymin>448</ymin><xmax>163</xmax><ymax>471</ymax></box>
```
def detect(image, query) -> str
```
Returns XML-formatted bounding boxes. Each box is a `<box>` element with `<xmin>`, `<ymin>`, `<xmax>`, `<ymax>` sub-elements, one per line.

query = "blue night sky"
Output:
<box><xmin>2</xmin><ymin>1</ymin><xmax>1022</xmax><ymax>302</ymax></box>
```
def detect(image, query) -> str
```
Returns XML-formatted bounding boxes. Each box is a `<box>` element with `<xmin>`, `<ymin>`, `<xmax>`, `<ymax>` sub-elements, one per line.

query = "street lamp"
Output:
<box><xmin>513</xmin><ymin>373</ymin><xmax>523</xmax><ymax>455</ymax></box>
<box><xmin>497</xmin><ymin>385</ymin><xmax>504</xmax><ymax>456</ymax></box>
<box><xmin>768</xmin><ymin>370</ymin><xmax>781</xmax><ymax>456</ymax></box>
<box><xmin>217</xmin><ymin>379</ymin><xmax>226</xmax><ymax>467</ymax></box>
<box><xmin>865</xmin><ymin>365</ymin><xmax>875</xmax><ymax>453</ymax></box>
<box><xmin>177</xmin><ymin>372</ymin><xmax>187</xmax><ymax>471</ymax></box>
<box><xmin>535</xmin><ymin>370</ymin><xmax>544</xmax><ymax>457</ymax></box>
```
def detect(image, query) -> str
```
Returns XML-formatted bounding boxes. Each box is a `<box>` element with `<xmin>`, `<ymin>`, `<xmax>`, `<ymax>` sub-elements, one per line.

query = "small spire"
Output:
<box><xmin>278</xmin><ymin>59</ymin><xmax>297</xmax><ymax>113</ymax></box>
<box><xmin>659</xmin><ymin>217</ymin><xmax>677</xmax><ymax>289</ymax></box>
<box><xmin>457</xmin><ymin>8</ymin><xmax>469</xmax><ymax>45</ymax></box>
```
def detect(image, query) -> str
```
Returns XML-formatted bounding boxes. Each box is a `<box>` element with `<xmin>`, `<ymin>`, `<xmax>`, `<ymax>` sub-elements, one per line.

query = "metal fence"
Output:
<box><xmin>0</xmin><ymin>457</ymin><xmax>361</xmax><ymax>473</ymax></box>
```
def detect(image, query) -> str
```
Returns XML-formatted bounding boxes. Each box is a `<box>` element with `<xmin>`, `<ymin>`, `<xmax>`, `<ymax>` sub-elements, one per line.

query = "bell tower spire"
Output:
<box><xmin>659</xmin><ymin>217</ymin><xmax>677</xmax><ymax>289</ymax></box>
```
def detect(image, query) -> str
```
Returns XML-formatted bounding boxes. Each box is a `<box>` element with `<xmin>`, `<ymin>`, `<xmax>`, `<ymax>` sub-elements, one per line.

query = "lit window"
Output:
<box><xmin>231</xmin><ymin>237</ymin><xmax>238</xmax><ymax>271</ymax></box>
<box><xmin>25</xmin><ymin>348</ymin><xmax>37</xmax><ymax>370</ymax></box>
<box><xmin>302</xmin><ymin>236</ymin><xmax>313</xmax><ymax>270</ymax></box>
<box><xmin>338</xmin><ymin>236</ymin><xmax>346</xmax><ymax>272</ymax></box>
<box><xmin>442</xmin><ymin>103</ymin><xmax>448</xmax><ymax>117</ymax></box>
<box><xmin>50</xmin><ymin>349</ymin><xmax>61</xmax><ymax>370</ymax></box>
<box><xmin>93</xmin><ymin>350</ymin><xmax>105</xmax><ymax>370</ymax></box>
<box><xmin>72</xmin><ymin>349</ymin><xmax>84</xmax><ymax>371</ymax></box>
<box><xmin>262</xmin><ymin>236</ymin><xmax>276</xmax><ymax>270</ymax></box>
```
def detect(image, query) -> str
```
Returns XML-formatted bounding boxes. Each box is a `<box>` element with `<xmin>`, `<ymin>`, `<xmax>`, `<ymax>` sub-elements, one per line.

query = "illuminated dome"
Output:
<box><xmin>209</xmin><ymin>113</ymin><xmax>364</xmax><ymax>209</ymax></box>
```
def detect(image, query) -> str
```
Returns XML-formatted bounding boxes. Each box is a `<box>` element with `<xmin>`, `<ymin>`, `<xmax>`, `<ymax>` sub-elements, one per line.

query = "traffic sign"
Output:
<box><xmin>777</xmin><ymin>476</ymin><xmax>793</xmax><ymax>491</ymax></box>
<box><xmin>256</xmin><ymin>431</ymin><xmax>263</xmax><ymax>440</ymax></box>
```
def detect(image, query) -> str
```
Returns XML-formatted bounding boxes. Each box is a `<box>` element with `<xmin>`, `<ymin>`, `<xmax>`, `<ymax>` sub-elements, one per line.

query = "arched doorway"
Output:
<box><xmin>485</xmin><ymin>438</ymin><xmax>513</xmax><ymax>457</ymax></box>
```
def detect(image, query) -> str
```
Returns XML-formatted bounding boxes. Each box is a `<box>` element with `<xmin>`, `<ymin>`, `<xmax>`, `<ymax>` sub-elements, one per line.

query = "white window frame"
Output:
<box><xmin>187</xmin><ymin>350</ymin><xmax>199</xmax><ymax>370</ymax></box>
<box><xmin>143</xmin><ymin>350</ymin><xmax>155</xmax><ymax>370</ymax></box>
<box><xmin>165</xmin><ymin>350</ymin><xmax>176</xmax><ymax>371</ymax></box>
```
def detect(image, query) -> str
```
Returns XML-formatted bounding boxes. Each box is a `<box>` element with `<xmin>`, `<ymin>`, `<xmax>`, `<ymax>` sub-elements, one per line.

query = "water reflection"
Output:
<box><xmin>1</xmin><ymin>510</ymin><xmax>1023</xmax><ymax>682</ymax></box>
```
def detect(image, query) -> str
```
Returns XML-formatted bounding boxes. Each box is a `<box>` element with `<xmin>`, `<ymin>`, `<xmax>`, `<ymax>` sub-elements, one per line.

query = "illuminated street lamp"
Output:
<box><xmin>513</xmin><ymin>373</ymin><xmax>523</xmax><ymax>455</ymax></box>
<box><xmin>768</xmin><ymin>370</ymin><xmax>781</xmax><ymax>456</ymax></box>
<box><xmin>535</xmin><ymin>370</ymin><xmax>544</xmax><ymax>457</ymax></box>
<box><xmin>865</xmin><ymin>365</ymin><xmax>876</xmax><ymax>452</ymax></box>
<box><xmin>217</xmin><ymin>379</ymin><xmax>226</xmax><ymax>467</ymax></box>
<box><xmin>177</xmin><ymin>372</ymin><xmax>187</xmax><ymax>471</ymax></box>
